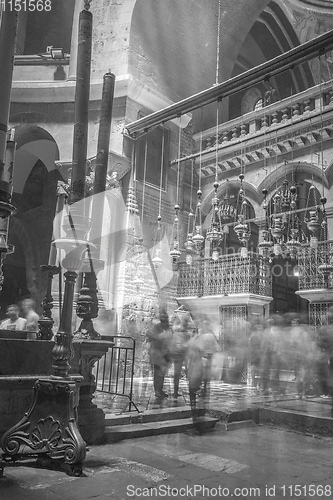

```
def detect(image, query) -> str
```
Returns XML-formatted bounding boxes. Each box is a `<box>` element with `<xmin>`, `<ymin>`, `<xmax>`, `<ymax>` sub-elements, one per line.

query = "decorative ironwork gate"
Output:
<box><xmin>219</xmin><ymin>305</ymin><xmax>249</xmax><ymax>383</ymax></box>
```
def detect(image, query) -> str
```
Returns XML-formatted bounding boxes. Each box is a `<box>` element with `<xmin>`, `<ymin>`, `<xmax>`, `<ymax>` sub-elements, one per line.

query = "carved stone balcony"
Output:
<box><xmin>194</xmin><ymin>80</ymin><xmax>333</xmax><ymax>177</ymax></box>
<box><xmin>177</xmin><ymin>252</ymin><xmax>272</xmax><ymax>298</ymax></box>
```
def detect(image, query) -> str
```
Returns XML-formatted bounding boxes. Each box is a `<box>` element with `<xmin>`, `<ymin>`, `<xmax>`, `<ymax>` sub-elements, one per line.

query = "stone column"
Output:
<box><xmin>67</xmin><ymin>0</ymin><xmax>85</xmax><ymax>82</ymax></box>
<box><xmin>70</xmin><ymin>3</ymin><xmax>92</xmax><ymax>206</ymax></box>
<box><xmin>75</xmin><ymin>73</ymin><xmax>115</xmax><ymax>338</ymax></box>
<box><xmin>0</xmin><ymin>9</ymin><xmax>18</xmax><ymax>171</ymax></box>
<box><xmin>0</xmin><ymin>9</ymin><xmax>18</xmax><ymax>288</ymax></box>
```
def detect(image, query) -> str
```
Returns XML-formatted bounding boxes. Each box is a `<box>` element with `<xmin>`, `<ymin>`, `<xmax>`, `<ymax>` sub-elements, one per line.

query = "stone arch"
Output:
<box><xmin>202</xmin><ymin>181</ymin><xmax>260</xmax><ymax>255</ymax></box>
<box><xmin>324</xmin><ymin>161</ymin><xmax>333</xmax><ymax>188</ymax></box>
<box><xmin>258</xmin><ymin>162</ymin><xmax>328</xmax><ymax>203</ymax></box>
<box><xmin>11</xmin><ymin>124</ymin><xmax>60</xmax><ymax>195</ymax></box>
<box><xmin>241</xmin><ymin>87</ymin><xmax>263</xmax><ymax>114</ymax></box>
<box><xmin>128</xmin><ymin>0</ymin><xmax>270</xmax><ymax>104</ymax></box>
<box><xmin>201</xmin><ymin>179</ymin><xmax>260</xmax><ymax>216</ymax></box>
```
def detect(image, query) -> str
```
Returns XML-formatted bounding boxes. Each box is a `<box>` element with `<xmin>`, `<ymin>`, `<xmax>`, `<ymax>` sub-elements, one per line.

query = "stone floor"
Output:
<box><xmin>2</xmin><ymin>422</ymin><xmax>333</xmax><ymax>499</ymax></box>
<box><xmin>94</xmin><ymin>375</ymin><xmax>333</xmax><ymax>421</ymax></box>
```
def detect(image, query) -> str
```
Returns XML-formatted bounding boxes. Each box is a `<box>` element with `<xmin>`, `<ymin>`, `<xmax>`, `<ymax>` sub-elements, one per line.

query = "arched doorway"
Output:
<box><xmin>0</xmin><ymin>125</ymin><xmax>61</xmax><ymax>316</ymax></box>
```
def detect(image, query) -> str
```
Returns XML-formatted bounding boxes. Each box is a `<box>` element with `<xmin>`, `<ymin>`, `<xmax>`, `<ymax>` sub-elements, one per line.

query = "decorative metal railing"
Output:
<box><xmin>192</xmin><ymin>79</ymin><xmax>333</xmax><ymax>176</ymax></box>
<box><xmin>177</xmin><ymin>252</ymin><xmax>272</xmax><ymax>297</ymax></box>
<box><xmin>298</xmin><ymin>240</ymin><xmax>333</xmax><ymax>290</ymax></box>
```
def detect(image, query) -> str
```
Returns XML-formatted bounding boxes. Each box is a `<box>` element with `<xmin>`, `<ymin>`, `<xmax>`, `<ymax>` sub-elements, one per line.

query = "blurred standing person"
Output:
<box><xmin>249</xmin><ymin>323</ymin><xmax>263</xmax><ymax>389</ymax></box>
<box><xmin>260</xmin><ymin>318</ymin><xmax>275</xmax><ymax>395</ymax></box>
<box><xmin>289</xmin><ymin>315</ymin><xmax>304</xmax><ymax>382</ymax></box>
<box><xmin>170</xmin><ymin>313</ymin><xmax>191</xmax><ymax>398</ymax></box>
<box><xmin>146</xmin><ymin>307</ymin><xmax>172</xmax><ymax>404</ymax></box>
<box><xmin>195</xmin><ymin>318</ymin><xmax>220</xmax><ymax>397</ymax></box>
<box><xmin>269</xmin><ymin>314</ymin><xmax>287</xmax><ymax>396</ymax></box>
<box><xmin>21</xmin><ymin>298</ymin><xmax>39</xmax><ymax>339</ymax></box>
<box><xmin>186</xmin><ymin>327</ymin><xmax>204</xmax><ymax>425</ymax></box>
<box><xmin>0</xmin><ymin>304</ymin><xmax>27</xmax><ymax>331</ymax></box>
<box><xmin>317</xmin><ymin>307</ymin><xmax>333</xmax><ymax>404</ymax></box>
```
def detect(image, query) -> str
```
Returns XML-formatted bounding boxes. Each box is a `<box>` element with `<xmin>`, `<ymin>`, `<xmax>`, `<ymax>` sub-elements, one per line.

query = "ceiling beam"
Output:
<box><xmin>125</xmin><ymin>29</ymin><xmax>333</xmax><ymax>138</ymax></box>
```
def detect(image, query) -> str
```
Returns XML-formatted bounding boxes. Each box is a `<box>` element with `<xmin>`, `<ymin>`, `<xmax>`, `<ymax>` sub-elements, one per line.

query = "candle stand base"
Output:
<box><xmin>0</xmin><ymin>376</ymin><xmax>86</xmax><ymax>477</ymax></box>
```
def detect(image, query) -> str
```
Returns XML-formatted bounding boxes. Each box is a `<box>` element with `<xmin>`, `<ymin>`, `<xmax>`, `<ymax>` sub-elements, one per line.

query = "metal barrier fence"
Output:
<box><xmin>93</xmin><ymin>336</ymin><xmax>139</xmax><ymax>412</ymax></box>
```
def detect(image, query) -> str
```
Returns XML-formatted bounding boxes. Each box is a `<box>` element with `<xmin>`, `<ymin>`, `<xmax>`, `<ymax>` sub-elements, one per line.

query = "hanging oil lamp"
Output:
<box><xmin>170</xmin><ymin>204</ymin><xmax>181</xmax><ymax>266</ymax></box>
<box><xmin>305</xmin><ymin>185</ymin><xmax>320</xmax><ymax>250</ymax></box>
<box><xmin>270</xmin><ymin>191</ymin><xmax>285</xmax><ymax>256</ymax></box>
<box><xmin>234</xmin><ymin>174</ymin><xmax>251</xmax><ymax>257</ymax></box>
<box><xmin>192</xmin><ymin>188</ymin><xmax>205</xmax><ymax>252</ymax></box>
<box><xmin>184</xmin><ymin>209</ymin><xmax>195</xmax><ymax>264</ymax></box>
<box><xmin>318</xmin><ymin>197</ymin><xmax>333</xmax><ymax>284</ymax></box>
<box><xmin>152</xmin><ymin>215</ymin><xmax>163</xmax><ymax>270</ymax></box>
<box><xmin>285</xmin><ymin>184</ymin><xmax>301</xmax><ymax>260</ymax></box>
<box><xmin>206</xmin><ymin>181</ymin><xmax>223</xmax><ymax>260</ymax></box>
<box><xmin>258</xmin><ymin>189</ymin><xmax>273</xmax><ymax>258</ymax></box>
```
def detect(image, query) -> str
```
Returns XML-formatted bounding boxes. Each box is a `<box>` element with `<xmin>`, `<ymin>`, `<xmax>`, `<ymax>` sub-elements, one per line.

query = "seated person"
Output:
<box><xmin>0</xmin><ymin>304</ymin><xmax>27</xmax><ymax>331</ymax></box>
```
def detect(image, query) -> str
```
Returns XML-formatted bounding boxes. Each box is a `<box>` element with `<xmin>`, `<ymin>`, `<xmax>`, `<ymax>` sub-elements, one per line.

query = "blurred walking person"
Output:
<box><xmin>195</xmin><ymin>318</ymin><xmax>220</xmax><ymax>397</ymax></box>
<box><xmin>146</xmin><ymin>307</ymin><xmax>172</xmax><ymax>405</ymax></box>
<box><xmin>170</xmin><ymin>313</ymin><xmax>192</xmax><ymax>398</ymax></box>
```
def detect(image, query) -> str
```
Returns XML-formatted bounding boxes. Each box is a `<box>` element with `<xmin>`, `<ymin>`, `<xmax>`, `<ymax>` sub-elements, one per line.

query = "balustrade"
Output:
<box><xmin>177</xmin><ymin>252</ymin><xmax>272</xmax><ymax>298</ymax></box>
<box><xmin>196</xmin><ymin>80</ymin><xmax>333</xmax><ymax>166</ymax></box>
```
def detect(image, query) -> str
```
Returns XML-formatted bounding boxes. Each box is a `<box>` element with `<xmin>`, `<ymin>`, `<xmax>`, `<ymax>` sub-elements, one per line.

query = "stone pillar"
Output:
<box><xmin>0</xmin><ymin>9</ymin><xmax>18</xmax><ymax>288</ymax></box>
<box><xmin>67</xmin><ymin>0</ymin><xmax>85</xmax><ymax>82</ymax></box>
<box><xmin>0</xmin><ymin>9</ymin><xmax>18</xmax><ymax>170</ymax></box>
<box><xmin>75</xmin><ymin>72</ymin><xmax>115</xmax><ymax>338</ymax></box>
<box><xmin>70</xmin><ymin>5</ymin><xmax>92</xmax><ymax>205</ymax></box>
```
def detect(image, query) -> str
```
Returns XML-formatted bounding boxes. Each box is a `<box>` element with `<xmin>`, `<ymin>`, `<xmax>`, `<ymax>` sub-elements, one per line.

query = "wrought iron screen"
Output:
<box><xmin>309</xmin><ymin>302</ymin><xmax>333</xmax><ymax>329</ymax></box>
<box><xmin>298</xmin><ymin>241</ymin><xmax>333</xmax><ymax>290</ymax></box>
<box><xmin>177</xmin><ymin>252</ymin><xmax>272</xmax><ymax>297</ymax></box>
<box><xmin>219</xmin><ymin>305</ymin><xmax>248</xmax><ymax>350</ymax></box>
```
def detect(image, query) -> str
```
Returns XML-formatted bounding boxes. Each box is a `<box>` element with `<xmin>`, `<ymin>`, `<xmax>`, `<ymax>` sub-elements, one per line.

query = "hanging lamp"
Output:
<box><xmin>305</xmin><ymin>184</ymin><xmax>320</xmax><ymax>250</ymax></box>
<box><xmin>170</xmin><ymin>117</ymin><xmax>182</xmax><ymax>266</ymax></box>
<box><xmin>258</xmin><ymin>188</ymin><xmax>274</xmax><ymax>258</ymax></box>
<box><xmin>152</xmin><ymin>133</ymin><xmax>165</xmax><ymax>270</ymax></box>
<box><xmin>206</xmin><ymin>99</ymin><xmax>224</xmax><ymax>261</ymax></box>
<box><xmin>191</xmin><ymin>113</ymin><xmax>205</xmax><ymax>254</ymax></box>
<box><xmin>318</xmin><ymin>196</ymin><xmax>333</xmax><ymax>284</ymax></box>
<box><xmin>184</xmin><ymin>159</ymin><xmax>195</xmax><ymax>265</ymax></box>
<box><xmin>234</xmin><ymin>174</ymin><xmax>251</xmax><ymax>258</ymax></box>
<box><xmin>285</xmin><ymin>181</ymin><xmax>301</xmax><ymax>260</ymax></box>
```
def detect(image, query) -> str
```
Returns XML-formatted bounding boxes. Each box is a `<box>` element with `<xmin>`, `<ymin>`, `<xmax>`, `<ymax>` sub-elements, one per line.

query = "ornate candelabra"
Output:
<box><xmin>1</xmin><ymin>1</ymin><xmax>93</xmax><ymax>475</ymax></box>
<box><xmin>37</xmin><ymin>264</ymin><xmax>60</xmax><ymax>340</ymax></box>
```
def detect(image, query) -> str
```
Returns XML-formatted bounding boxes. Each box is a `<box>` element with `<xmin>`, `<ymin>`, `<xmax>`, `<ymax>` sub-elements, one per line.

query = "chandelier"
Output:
<box><xmin>258</xmin><ymin>175</ymin><xmax>302</xmax><ymax>261</ymax></box>
<box><xmin>206</xmin><ymin>181</ymin><xmax>224</xmax><ymax>261</ymax></box>
<box><xmin>234</xmin><ymin>174</ymin><xmax>251</xmax><ymax>258</ymax></box>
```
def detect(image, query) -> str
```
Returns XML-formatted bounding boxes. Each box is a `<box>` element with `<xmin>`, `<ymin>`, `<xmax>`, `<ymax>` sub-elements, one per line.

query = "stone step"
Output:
<box><xmin>258</xmin><ymin>405</ymin><xmax>333</xmax><ymax>437</ymax></box>
<box><xmin>216</xmin><ymin>419</ymin><xmax>257</xmax><ymax>431</ymax></box>
<box><xmin>104</xmin><ymin>406</ymin><xmax>205</xmax><ymax>426</ymax></box>
<box><xmin>105</xmin><ymin>416</ymin><xmax>219</xmax><ymax>443</ymax></box>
